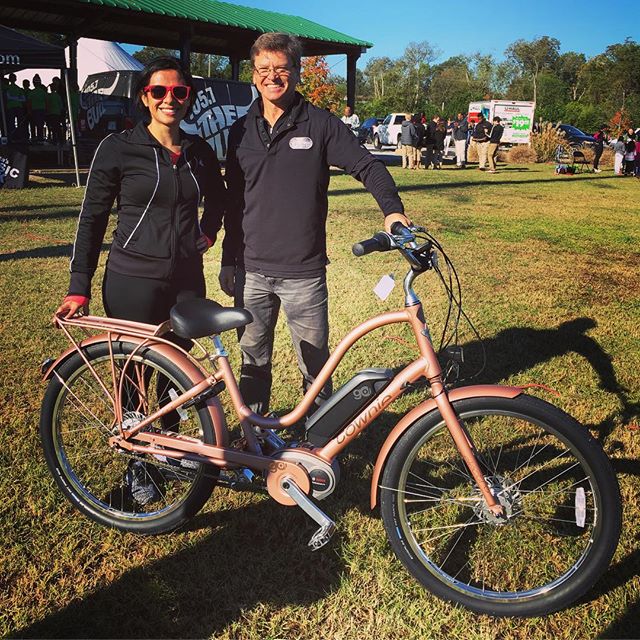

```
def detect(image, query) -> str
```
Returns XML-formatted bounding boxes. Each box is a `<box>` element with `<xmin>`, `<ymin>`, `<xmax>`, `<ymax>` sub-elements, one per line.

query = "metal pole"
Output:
<box><xmin>64</xmin><ymin>69</ymin><xmax>81</xmax><ymax>188</ymax></box>
<box><xmin>0</xmin><ymin>75</ymin><xmax>8</xmax><ymax>143</ymax></box>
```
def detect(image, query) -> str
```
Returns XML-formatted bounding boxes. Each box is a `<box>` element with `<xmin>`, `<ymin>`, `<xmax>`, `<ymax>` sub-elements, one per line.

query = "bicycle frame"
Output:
<box><xmin>46</xmin><ymin>292</ymin><xmax>516</xmax><ymax>515</ymax></box>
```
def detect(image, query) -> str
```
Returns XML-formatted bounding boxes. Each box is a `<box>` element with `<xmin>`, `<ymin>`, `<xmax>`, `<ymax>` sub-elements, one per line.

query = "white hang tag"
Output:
<box><xmin>575</xmin><ymin>487</ymin><xmax>586</xmax><ymax>528</ymax></box>
<box><xmin>373</xmin><ymin>274</ymin><xmax>395</xmax><ymax>300</ymax></box>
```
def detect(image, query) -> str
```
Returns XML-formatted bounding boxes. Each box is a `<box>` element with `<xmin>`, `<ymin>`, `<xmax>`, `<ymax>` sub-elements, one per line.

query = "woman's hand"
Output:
<box><xmin>196</xmin><ymin>233</ymin><xmax>214</xmax><ymax>254</ymax></box>
<box><xmin>54</xmin><ymin>295</ymin><xmax>90</xmax><ymax>323</ymax></box>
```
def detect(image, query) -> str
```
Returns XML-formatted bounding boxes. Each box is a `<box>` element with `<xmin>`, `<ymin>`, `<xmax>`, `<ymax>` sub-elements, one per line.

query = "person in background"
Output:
<box><xmin>45</xmin><ymin>81</ymin><xmax>64</xmax><ymax>145</ymax></box>
<box><xmin>452</xmin><ymin>112</ymin><xmax>468</xmax><ymax>169</ymax></box>
<box><xmin>432</xmin><ymin>118</ymin><xmax>446</xmax><ymax>169</ymax></box>
<box><xmin>612</xmin><ymin>133</ymin><xmax>626</xmax><ymax>176</ymax></box>
<box><xmin>400</xmin><ymin>113</ymin><xmax>418</xmax><ymax>169</ymax></box>
<box><xmin>413</xmin><ymin>114</ymin><xmax>425</xmax><ymax>169</ymax></box>
<box><xmin>487</xmin><ymin>116</ymin><xmax>504</xmax><ymax>174</ymax></box>
<box><xmin>341</xmin><ymin>105</ymin><xmax>360</xmax><ymax>134</ymax></box>
<box><xmin>623</xmin><ymin>130</ymin><xmax>636</xmax><ymax>176</ymax></box>
<box><xmin>55</xmin><ymin>56</ymin><xmax>226</xmax><ymax>326</ymax></box>
<box><xmin>443</xmin><ymin>116</ymin><xmax>454</xmax><ymax>158</ymax></box>
<box><xmin>423</xmin><ymin>114</ymin><xmax>438</xmax><ymax>169</ymax></box>
<box><xmin>21</xmin><ymin>79</ymin><xmax>33</xmax><ymax>140</ymax></box>
<box><xmin>591</xmin><ymin>124</ymin><xmax>608</xmax><ymax>173</ymax></box>
<box><xmin>5</xmin><ymin>73</ymin><xmax>26</xmax><ymax>142</ymax></box>
<box><xmin>29</xmin><ymin>74</ymin><xmax>48</xmax><ymax>142</ymax></box>
<box><xmin>471</xmin><ymin>113</ymin><xmax>492</xmax><ymax>170</ymax></box>
<box><xmin>634</xmin><ymin>129</ymin><xmax>640</xmax><ymax>178</ymax></box>
<box><xmin>220</xmin><ymin>32</ymin><xmax>408</xmax><ymax>416</ymax></box>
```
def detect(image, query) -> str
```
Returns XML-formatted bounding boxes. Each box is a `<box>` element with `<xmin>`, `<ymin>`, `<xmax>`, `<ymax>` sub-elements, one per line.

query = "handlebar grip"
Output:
<box><xmin>352</xmin><ymin>233</ymin><xmax>391</xmax><ymax>257</ymax></box>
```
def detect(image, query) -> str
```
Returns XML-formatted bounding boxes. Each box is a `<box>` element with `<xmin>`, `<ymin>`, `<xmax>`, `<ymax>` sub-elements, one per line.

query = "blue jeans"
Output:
<box><xmin>234</xmin><ymin>270</ymin><xmax>332</xmax><ymax>415</ymax></box>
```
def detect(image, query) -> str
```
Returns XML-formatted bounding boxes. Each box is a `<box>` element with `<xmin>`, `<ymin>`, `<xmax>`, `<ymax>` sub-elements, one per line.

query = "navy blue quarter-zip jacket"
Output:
<box><xmin>222</xmin><ymin>93</ymin><xmax>403</xmax><ymax>278</ymax></box>
<box><xmin>69</xmin><ymin>121</ymin><xmax>226</xmax><ymax>297</ymax></box>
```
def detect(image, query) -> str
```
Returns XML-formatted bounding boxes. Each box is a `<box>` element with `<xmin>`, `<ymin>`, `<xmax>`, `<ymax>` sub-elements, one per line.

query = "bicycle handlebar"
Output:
<box><xmin>352</xmin><ymin>223</ymin><xmax>435</xmax><ymax>275</ymax></box>
<box><xmin>352</xmin><ymin>232</ymin><xmax>392</xmax><ymax>256</ymax></box>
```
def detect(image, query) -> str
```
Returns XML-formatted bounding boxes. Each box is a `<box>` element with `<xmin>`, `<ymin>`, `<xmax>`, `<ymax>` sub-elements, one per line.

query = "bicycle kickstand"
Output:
<box><xmin>280</xmin><ymin>477</ymin><xmax>336</xmax><ymax>550</ymax></box>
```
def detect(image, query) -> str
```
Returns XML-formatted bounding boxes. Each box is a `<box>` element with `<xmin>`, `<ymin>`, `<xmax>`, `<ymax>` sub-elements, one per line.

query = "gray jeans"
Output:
<box><xmin>234</xmin><ymin>270</ymin><xmax>332</xmax><ymax>415</ymax></box>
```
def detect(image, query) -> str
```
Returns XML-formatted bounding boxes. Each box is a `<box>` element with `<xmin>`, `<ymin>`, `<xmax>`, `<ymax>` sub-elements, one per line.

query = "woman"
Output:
<box><xmin>55</xmin><ymin>56</ymin><xmax>226</xmax><ymax>324</ymax></box>
<box><xmin>624</xmin><ymin>130</ymin><xmax>636</xmax><ymax>176</ymax></box>
<box><xmin>613</xmin><ymin>134</ymin><xmax>626</xmax><ymax>176</ymax></box>
<box><xmin>433</xmin><ymin>118</ymin><xmax>446</xmax><ymax>169</ymax></box>
<box><xmin>591</xmin><ymin>125</ymin><xmax>607</xmax><ymax>173</ymax></box>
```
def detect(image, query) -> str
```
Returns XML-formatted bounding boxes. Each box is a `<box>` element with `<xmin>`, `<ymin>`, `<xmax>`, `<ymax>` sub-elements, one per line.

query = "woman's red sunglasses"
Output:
<box><xmin>143</xmin><ymin>84</ymin><xmax>191</xmax><ymax>101</ymax></box>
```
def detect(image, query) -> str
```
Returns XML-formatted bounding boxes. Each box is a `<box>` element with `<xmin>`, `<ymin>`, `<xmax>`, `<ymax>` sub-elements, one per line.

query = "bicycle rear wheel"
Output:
<box><xmin>380</xmin><ymin>394</ymin><xmax>621</xmax><ymax>616</ymax></box>
<box><xmin>40</xmin><ymin>341</ymin><xmax>219</xmax><ymax>534</ymax></box>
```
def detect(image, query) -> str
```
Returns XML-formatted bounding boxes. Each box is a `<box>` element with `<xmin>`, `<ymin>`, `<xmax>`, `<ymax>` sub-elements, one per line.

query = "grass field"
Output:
<box><xmin>1</xmin><ymin>162</ymin><xmax>639</xmax><ymax>639</ymax></box>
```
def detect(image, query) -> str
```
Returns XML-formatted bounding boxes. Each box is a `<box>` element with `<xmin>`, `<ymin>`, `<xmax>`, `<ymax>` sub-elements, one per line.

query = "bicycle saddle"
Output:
<box><xmin>170</xmin><ymin>298</ymin><xmax>253</xmax><ymax>338</ymax></box>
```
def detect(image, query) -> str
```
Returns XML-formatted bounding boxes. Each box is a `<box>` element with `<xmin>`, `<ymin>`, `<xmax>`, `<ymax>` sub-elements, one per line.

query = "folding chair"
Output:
<box><xmin>572</xmin><ymin>149</ymin><xmax>590</xmax><ymax>173</ymax></box>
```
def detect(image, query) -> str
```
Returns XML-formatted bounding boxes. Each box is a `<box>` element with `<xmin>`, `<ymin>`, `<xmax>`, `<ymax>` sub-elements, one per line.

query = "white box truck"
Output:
<box><xmin>468</xmin><ymin>100</ymin><xmax>536</xmax><ymax>144</ymax></box>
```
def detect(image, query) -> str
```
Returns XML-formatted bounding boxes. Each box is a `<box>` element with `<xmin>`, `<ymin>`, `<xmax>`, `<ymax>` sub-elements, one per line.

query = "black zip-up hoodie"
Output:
<box><xmin>69</xmin><ymin>121</ymin><xmax>226</xmax><ymax>297</ymax></box>
<box><xmin>222</xmin><ymin>92</ymin><xmax>403</xmax><ymax>278</ymax></box>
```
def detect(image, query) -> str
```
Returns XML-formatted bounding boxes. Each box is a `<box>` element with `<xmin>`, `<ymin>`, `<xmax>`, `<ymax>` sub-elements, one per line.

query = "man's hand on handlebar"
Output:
<box><xmin>384</xmin><ymin>213</ymin><xmax>412</xmax><ymax>234</ymax></box>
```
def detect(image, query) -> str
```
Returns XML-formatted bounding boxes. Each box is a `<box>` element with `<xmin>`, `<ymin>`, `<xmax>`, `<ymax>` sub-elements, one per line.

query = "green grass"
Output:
<box><xmin>1</xmin><ymin>164</ymin><xmax>639</xmax><ymax>639</ymax></box>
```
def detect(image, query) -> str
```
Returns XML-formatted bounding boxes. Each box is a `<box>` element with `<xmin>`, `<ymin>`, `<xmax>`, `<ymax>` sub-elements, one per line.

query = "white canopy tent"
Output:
<box><xmin>15</xmin><ymin>38</ymin><xmax>142</xmax><ymax>88</ymax></box>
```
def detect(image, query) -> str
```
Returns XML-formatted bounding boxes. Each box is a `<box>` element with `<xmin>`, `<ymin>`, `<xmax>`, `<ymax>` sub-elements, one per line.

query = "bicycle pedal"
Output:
<box><xmin>308</xmin><ymin>522</ymin><xmax>336</xmax><ymax>551</ymax></box>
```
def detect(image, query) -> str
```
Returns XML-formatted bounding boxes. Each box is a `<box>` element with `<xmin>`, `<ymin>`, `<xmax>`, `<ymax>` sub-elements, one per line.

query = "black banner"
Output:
<box><xmin>182</xmin><ymin>79</ymin><xmax>257</xmax><ymax>160</ymax></box>
<box><xmin>0</xmin><ymin>145</ymin><xmax>29</xmax><ymax>189</ymax></box>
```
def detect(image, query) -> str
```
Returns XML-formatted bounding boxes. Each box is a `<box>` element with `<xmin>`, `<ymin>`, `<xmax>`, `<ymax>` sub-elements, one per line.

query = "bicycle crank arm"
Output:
<box><xmin>281</xmin><ymin>477</ymin><xmax>336</xmax><ymax>550</ymax></box>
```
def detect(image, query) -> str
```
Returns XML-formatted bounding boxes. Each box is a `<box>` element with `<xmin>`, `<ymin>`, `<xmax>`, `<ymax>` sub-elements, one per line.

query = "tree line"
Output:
<box><xmin>132</xmin><ymin>36</ymin><xmax>639</xmax><ymax>133</ymax></box>
<box><xmin>352</xmin><ymin>37</ymin><xmax>640</xmax><ymax>132</ymax></box>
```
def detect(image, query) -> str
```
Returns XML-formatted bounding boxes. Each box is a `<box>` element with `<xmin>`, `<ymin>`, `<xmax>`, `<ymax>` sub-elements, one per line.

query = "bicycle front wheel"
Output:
<box><xmin>40</xmin><ymin>341</ymin><xmax>219</xmax><ymax>534</ymax></box>
<box><xmin>379</xmin><ymin>394</ymin><xmax>621</xmax><ymax>617</ymax></box>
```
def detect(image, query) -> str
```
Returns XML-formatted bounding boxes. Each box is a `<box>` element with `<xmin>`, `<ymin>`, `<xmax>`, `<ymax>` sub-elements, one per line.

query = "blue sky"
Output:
<box><xmin>123</xmin><ymin>0</ymin><xmax>639</xmax><ymax>74</ymax></box>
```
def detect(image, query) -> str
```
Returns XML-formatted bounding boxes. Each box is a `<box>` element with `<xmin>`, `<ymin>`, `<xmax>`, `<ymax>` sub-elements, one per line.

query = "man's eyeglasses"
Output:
<box><xmin>253</xmin><ymin>66</ymin><xmax>294</xmax><ymax>78</ymax></box>
<box><xmin>144</xmin><ymin>84</ymin><xmax>191</xmax><ymax>101</ymax></box>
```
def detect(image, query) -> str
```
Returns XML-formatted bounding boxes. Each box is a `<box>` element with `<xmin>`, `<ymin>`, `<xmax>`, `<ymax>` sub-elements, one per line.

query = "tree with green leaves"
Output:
<box><xmin>505</xmin><ymin>36</ymin><xmax>561</xmax><ymax>104</ymax></box>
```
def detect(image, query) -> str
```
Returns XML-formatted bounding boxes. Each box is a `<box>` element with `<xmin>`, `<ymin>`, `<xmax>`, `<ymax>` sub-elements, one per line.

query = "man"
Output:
<box><xmin>341</xmin><ymin>105</ymin><xmax>360</xmax><ymax>134</ymax></box>
<box><xmin>45</xmin><ymin>81</ymin><xmax>65</xmax><ymax>145</ymax></box>
<box><xmin>423</xmin><ymin>114</ymin><xmax>439</xmax><ymax>169</ymax></box>
<box><xmin>413</xmin><ymin>114</ymin><xmax>425</xmax><ymax>169</ymax></box>
<box><xmin>220</xmin><ymin>32</ymin><xmax>408</xmax><ymax>415</ymax></box>
<box><xmin>29</xmin><ymin>74</ymin><xmax>48</xmax><ymax>142</ymax></box>
<box><xmin>5</xmin><ymin>74</ymin><xmax>26</xmax><ymax>141</ymax></box>
<box><xmin>452</xmin><ymin>113</ymin><xmax>468</xmax><ymax>169</ymax></box>
<box><xmin>471</xmin><ymin>113</ymin><xmax>492</xmax><ymax>170</ymax></box>
<box><xmin>487</xmin><ymin>116</ymin><xmax>504</xmax><ymax>173</ymax></box>
<box><xmin>399</xmin><ymin>113</ymin><xmax>417</xmax><ymax>169</ymax></box>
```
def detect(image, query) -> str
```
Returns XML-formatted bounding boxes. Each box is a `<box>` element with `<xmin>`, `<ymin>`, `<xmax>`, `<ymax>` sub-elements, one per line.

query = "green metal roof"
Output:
<box><xmin>77</xmin><ymin>0</ymin><xmax>373</xmax><ymax>48</ymax></box>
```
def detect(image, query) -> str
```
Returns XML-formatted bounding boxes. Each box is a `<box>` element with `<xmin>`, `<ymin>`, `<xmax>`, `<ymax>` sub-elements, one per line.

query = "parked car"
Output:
<box><xmin>558</xmin><ymin>124</ymin><xmax>596</xmax><ymax>147</ymax></box>
<box><xmin>373</xmin><ymin>113</ymin><xmax>407</xmax><ymax>149</ymax></box>
<box><xmin>357</xmin><ymin>117</ymin><xmax>383</xmax><ymax>145</ymax></box>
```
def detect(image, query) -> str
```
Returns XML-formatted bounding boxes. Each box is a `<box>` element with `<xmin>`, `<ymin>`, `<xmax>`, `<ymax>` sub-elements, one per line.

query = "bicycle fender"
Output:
<box><xmin>42</xmin><ymin>334</ymin><xmax>228</xmax><ymax>447</ymax></box>
<box><xmin>370</xmin><ymin>384</ymin><xmax>523</xmax><ymax>509</ymax></box>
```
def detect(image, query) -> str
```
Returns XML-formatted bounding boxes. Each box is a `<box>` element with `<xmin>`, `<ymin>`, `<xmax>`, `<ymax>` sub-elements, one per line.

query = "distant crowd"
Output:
<box><xmin>372</xmin><ymin>110</ymin><xmax>508</xmax><ymax>174</ymax></box>
<box><xmin>343</xmin><ymin>106</ymin><xmax>640</xmax><ymax>177</ymax></box>
<box><xmin>1</xmin><ymin>73</ymin><xmax>79</xmax><ymax>145</ymax></box>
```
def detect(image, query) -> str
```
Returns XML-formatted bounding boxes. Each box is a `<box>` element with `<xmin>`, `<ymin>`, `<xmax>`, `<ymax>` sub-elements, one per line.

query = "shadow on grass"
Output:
<box><xmin>0</xmin><ymin>208</ymin><xmax>81</xmax><ymax>222</ymax></box>
<box><xmin>0</xmin><ymin>243</ymin><xmax>109</xmax><ymax>262</ymax></box>
<box><xmin>16</xmin><ymin>498</ymin><xmax>344</xmax><ymax>639</ymax></box>
<box><xmin>328</xmin><ymin>173</ymin><xmax>621</xmax><ymax>198</ymax></box>
<box><xmin>457</xmin><ymin>317</ymin><xmax>637</xmax><ymax>441</ymax></box>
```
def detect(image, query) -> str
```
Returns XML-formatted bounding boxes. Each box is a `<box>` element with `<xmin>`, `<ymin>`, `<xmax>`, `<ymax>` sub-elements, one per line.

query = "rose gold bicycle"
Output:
<box><xmin>40</xmin><ymin>224</ymin><xmax>621</xmax><ymax>617</ymax></box>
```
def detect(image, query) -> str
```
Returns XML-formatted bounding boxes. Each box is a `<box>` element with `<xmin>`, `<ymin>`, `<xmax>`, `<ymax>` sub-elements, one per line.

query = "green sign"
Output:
<box><xmin>512</xmin><ymin>115</ymin><xmax>531</xmax><ymax>131</ymax></box>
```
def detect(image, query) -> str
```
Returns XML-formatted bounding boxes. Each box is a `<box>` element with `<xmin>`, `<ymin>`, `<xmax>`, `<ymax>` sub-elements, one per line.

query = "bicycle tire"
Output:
<box><xmin>40</xmin><ymin>341</ymin><xmax>219</xmax><ymax>534</ymax></box>
<box><xmin>379</xmin><ymin>394</ymin><xmax>621</xmax><ymax>617</ymax></box>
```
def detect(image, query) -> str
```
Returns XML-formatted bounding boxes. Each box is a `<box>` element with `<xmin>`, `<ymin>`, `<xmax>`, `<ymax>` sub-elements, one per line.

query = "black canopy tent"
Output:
<box><xmin>0</xmin><ymin>24</ymin><xmax>80</xmax><ymax>185</ymax></box>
